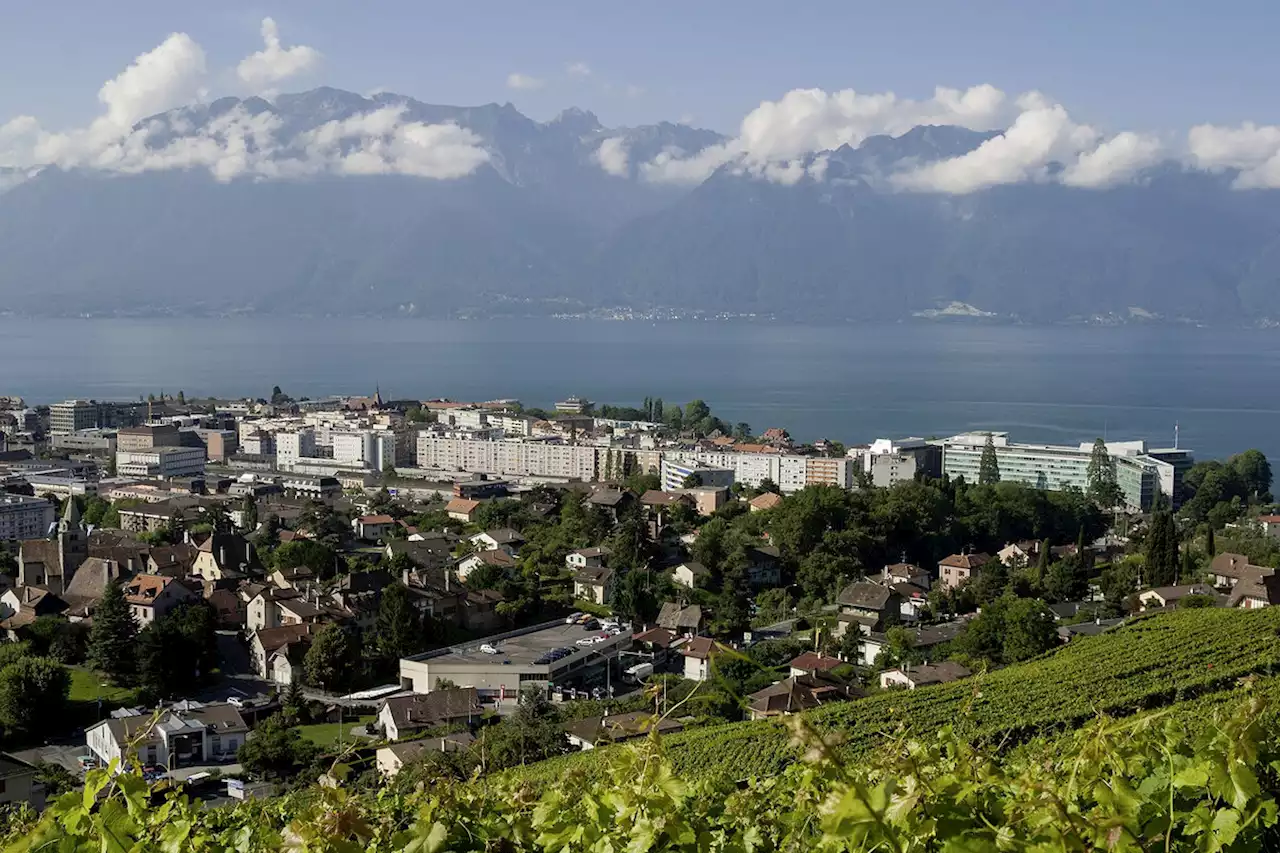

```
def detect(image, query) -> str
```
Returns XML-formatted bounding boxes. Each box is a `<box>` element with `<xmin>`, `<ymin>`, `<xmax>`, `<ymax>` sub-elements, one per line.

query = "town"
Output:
<box><xmin>0</xmin><ymin>387</ymin><xmax>1272</xmax><ymax>810</ymax></box>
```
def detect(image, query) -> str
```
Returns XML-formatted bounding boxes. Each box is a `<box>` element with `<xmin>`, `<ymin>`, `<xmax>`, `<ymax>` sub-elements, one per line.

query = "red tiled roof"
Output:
<box><xmin>939</xmin><ymin>553</ymin><xmax>991</xmax><ymax>570</ymax></box>
<box><xmin>358</xmin><ymin>514</ymin><xmax>395</xmax><ymax>525</ymax></box>
<box><xmin>788</xmin><ymin>652</ymin><xmax>843</xmax><ymax>672</ymax></box>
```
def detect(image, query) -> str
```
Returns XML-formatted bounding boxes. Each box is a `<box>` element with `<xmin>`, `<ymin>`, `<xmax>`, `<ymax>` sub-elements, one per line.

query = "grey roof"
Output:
<box><xmin>747</xmin><ymin>674</ymin><xmax>858</xmax><ymax>715</ymax></box>
<box><xmin>481</xmin><ymin>528</ymin><xmax>524</xmax><ymax>545</ymax></box>
<box><xmin>1144</xmin><ymin>583</ymin><xmax>1216</xmax><ymax>602</ymax></box>
<box><xmin>837</xmin><ymin>581</ymin><xmax>895</xmax><ymax>610</ymax></box>
<box><xmin>656</xmin><ymin>602</ymin><xmax>703</xmax><ymax>632</ymax></box>
<box><xmin>891</xmin><ymin>661</ymin><xmax>971</xmax><ymax>686</ymax></box>
<box><xmin>0</xmin><ymin>753</ymin><xmax>38</xmax><ymax>780</ymax></box>
<box><xmin>674</xmin><ymin>561</ymin><xmax>710</xmax><ymax>576</ymax></box>
<box><xmin>564</xmin><ymin>711</ymin><xmax>683</xmax><ymax>745</ymax></box>
<box><xmin>575</xmin><ymin>567</ymin><xmax>613</xmax><ymax>585</ymax></box>
<box><xmin>382</xmin><ymin>688</ymin><xmax>481</xmax><ymax>731</ymax></box>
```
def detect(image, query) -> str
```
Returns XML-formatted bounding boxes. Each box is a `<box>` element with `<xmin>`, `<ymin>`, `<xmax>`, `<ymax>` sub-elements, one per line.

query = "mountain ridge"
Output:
<box><xmin>3</xmin><ymin>86</ymin><xmax>1280</xmax><ymax>323</ymax></box>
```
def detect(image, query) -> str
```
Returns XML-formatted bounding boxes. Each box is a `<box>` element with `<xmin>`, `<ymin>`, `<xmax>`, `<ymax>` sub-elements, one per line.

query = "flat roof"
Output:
<box><xmin>428</xmin><ymin>621</ymin><xmax>629</xmax><ymax>670</ymax></box>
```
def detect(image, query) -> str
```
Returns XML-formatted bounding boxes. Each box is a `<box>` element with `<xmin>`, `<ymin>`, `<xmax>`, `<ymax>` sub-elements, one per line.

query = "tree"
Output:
<box><xmin>757</xmin><ymin>478</ymin><xmax>779</xmax><ymax>495</ymax></box>
<box><xmin>474</xmin><ymin>688</ymin><xmax>570</xmax><ymax>771</ymax></box>
<box><xmin>715</xmin><ymin>562</ymin><xmax>753</xmax><ymax>635</ymax></box>
<box><xmin>87</xmin><ymin>581</ymin><xmax>137</xmax><ymax>681</ymax></box>
<box><xmin>0</xmin><ymin>655</ymin><xmax>70</xmax><ymax>736</ymax></box>
<box><xmin>242</xmin><ymin>494</ymin><xmax>259</xmax><ymax>532</ymax></box>
<box><xmin>273</xmin><ymin>540</ymin><xmax>338</xmax><ymax>577</ymax></box>
<box><xmin>733</xmin><ymin>422</ymin><xmax>752</xmax><ymax>440</ymax></box>
<box><xmin>1207</xmin><ymin>525</ymin><xmax>1216</xmax><ymax>557</ymax></box>
<box><xmin>681</xmin><ymin>472</ymin><xmax>704</xmax><ymax>489</ymax></box>
<box><xmin>609</xmin><ymin>570</ymin><xmax>667</xmax><ymax>625</ymax></box>
<box><xmin>1000</xmin><ymin>597</ymin><xmax>1059</xmax><ymax>663</ymax></box>
<box><xmin>237</xmin><ymin>714</ymin><xmax>320</xmax><ymax>781</ymax></box>
<box><xmin>1145</xmin><ymin>510</ymin><xmax>1179</xmax><ymax>587</ymax></box>
<box><xmin>754</xmin><ymin>587</ymin><xmax>794</xmax><ymax>625</ymax></box>
<box><xmin>376</xmin><ymin>583</ymin><xmax>428</xmax><ymax>660</ymax></box>
<box><xmin>1086</xmin><ymin>438</ymin><xmax>1122</xmax><ymax>508</ymax></box>
<box><xmin>1043</xmin><ymin>559</ymin><xmax>1087</xmax><ymax>603</ymax></box>
<box><xmin>1231</xmin><ymin>449</ymin><xmax>1273</xmax><ymax>500</ymax></box>
<box><xmin>303</xmin><ymin>624</ymin><xmax>359</xmax><ymax>692</ymax></box>
<box><xmin>978</xmin><ymin>433</ymin><xmax>1001</xmax><ymax>485</ymax></box>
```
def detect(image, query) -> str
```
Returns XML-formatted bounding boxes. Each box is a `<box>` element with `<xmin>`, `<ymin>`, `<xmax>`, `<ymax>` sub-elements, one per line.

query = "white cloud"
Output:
<box><xmin>566</xmin><ymin>62</ymin><xmax>591</xmax><ymax>78</ymax></box>
<box><xmin>236</xmin><ymin>18</ymin><xmax>320</xmax><ymax>95</ymax></box>
<box><xmin>296</xmin><ymin>106</ymin><xmax>490</xmax><ymax>180</ymax></box>
<box><xmin>625</xmin><ymin>84</ymin><xmax>645</xmax><ymax>99</ymax></box>
<box><xmin>506</xmin><ymin>72</ymin><xmax>544</xmax><ymax>91</ymax></box>
<box><xmin>1187</xmin><ymin>122</ymin><xmax>1280</xmax><ymax>188</ymax></box>
<box><xmin>1061</xmin><ymin>131</ymin><xmax>1163</xmax><ymax>188</ymax></box>
<box><xmin>641</xmin><ymin>84</ymin><xmax>1011</xmax><ymax>185</ymax></box>
<box><xmin>594</xmin><ymin>137</ymin><xmax>629</xmax><ymax>177</ymax></box>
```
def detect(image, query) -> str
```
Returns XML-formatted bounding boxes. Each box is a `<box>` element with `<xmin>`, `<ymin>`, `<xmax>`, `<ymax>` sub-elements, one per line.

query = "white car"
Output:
<box><xmin>479</xmin><ymin>644</ymin><xmax>499</xmax><ymax>655</ymax></box>
<box><xmin>575</xmin><ymin>637</ymin><xmax>596</xmax><ymax>647</ymax></box>
<box><xmin>226</xmin><ymin>696</ymin><xmax>246</xmax><ymax>708</ymax></box>
<box><xmin>565</xmin><ymin>612</ymin><xmax>584</xmax><ymax>625</ymax></box>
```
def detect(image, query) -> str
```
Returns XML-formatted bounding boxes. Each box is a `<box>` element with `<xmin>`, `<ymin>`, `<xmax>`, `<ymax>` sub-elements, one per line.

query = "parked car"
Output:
<box><xmin>582</xmin><ymin>619</ymin><xmax>600</xmax><ymax>631</ymax></box>
<box><xmin>479</xmin><ymin>644</ymin><xmax>499</xmax><ymax>655</ymax></box>
<box><xmin>565</xmin><ymin>612</ymin><xmax>584</xmax><ymax>625</ymax></box>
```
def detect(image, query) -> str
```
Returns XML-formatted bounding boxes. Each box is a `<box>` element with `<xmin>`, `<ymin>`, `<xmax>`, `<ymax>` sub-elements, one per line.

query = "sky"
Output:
<box><xmin>2</xmin><ymin>0</ymin><xmax>1279</xmax><ymax>134</ymax></box>
<box><xmin>3</xmin><ymin>2</ymin><xmax>1280</xmax><ymax>192</ymax></box>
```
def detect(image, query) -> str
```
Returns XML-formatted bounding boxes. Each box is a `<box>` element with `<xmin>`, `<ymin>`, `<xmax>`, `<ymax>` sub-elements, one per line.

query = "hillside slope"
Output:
<box><xmin>510</xmin><ymin>607</ymin><xmax>1280</xmax><ymax>784</ymax></box>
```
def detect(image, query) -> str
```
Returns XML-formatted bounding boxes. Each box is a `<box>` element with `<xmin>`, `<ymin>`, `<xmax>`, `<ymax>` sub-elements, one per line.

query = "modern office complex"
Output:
<box><xmin>940</xmin><ymin>432</ymin><xmax>1192</xmax><ymax>511</ymax></box>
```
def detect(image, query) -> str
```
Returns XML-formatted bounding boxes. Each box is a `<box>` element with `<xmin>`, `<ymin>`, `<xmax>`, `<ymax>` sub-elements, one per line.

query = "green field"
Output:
<box><xmin>509</xmin><ymin>607</ymin><xmax>1280</xmax><ymax>784</ymax></box>
<box><xmin>297</xmin><ymin>716</ymin><xmax>376</xmax><ymax>747</ymax></box>
<box><xmin>68</xmin><ymin>667</ymin><xmax>140</xmax><ymax>705</ymax></box>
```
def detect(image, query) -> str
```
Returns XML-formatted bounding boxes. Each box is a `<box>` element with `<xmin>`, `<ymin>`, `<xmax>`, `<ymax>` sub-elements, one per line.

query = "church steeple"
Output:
<box><xmin>372</xmin><ymin>385</ymin><xmax>384</xmax><ymax>410</ymax></box>
<box><xmin>59</xmin><ymin>494</ymin><xmax>81</xmax><ymax>532</ymax></box>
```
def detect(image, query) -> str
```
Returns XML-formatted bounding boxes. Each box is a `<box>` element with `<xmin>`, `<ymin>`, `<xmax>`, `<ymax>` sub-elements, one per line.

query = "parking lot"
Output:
<box><xmin>452</xmin><ymin>619</ymin><xmax>622</xmax><ymax>667</ymax></box>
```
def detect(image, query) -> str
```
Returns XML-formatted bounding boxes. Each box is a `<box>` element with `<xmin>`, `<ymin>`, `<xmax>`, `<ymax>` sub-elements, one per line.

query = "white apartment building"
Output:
<box><xmin>660</xmin><ymin>459</ymin><xmax>735</xmax><ymax>491</ymax></box>
<box><xmin>665</xmin><ymin>450</ymin><xmax>854</xmax><ymax>493</ymax></box>
<box><xmin>417</xmin><ymin>436</ymin><xmax>599</xmax><ymax>480</ymax></box>
<box><xmin>0</xmin><ymin>495</ymin><xmax>55</xmax><ymax>540</ymax></box>
<box><xmin>274</xmin><ymin>429</ymin><xmax>317</xmax><ymax>470</ymax></box>
<box><xmin>115</xmin><ymin>446</ymin><xmax>206</xmax><ymax>479</ymax></box>
<box><xmin>49</xmin><ymin>400</ymin><xmax>99</xmax><ymax>434</ymax></box>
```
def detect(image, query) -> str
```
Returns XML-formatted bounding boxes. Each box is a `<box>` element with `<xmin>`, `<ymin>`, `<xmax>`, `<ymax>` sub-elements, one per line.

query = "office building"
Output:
<box><xmin>116</xmin><ymin>423</ymin><xmax>180</xmax><ymax>453</ymax></box>
<box><xmin>115</xmin><ymin>446</ymin><xmax>207</xmax><ymax>480</ymax></box>
<box><xmin>0</xmin><ymin>494</ymin><xmax>56</xmax><ymax>540</ymax></box>
<box><xmin>24</xmin><ymin>472</ymin><xmax>98</xmax><ymax>499</ymax></box>
<box><xmin>660</xmin><ymin>459</ymin><xmax>734</xmax><ymax>492</ymax></box>
<box><xmin>49</xmin><ymin>400</ymin><xmax>99</xmax><ymax>434</ymax></box>
<box><xmin>853</xmin><ymin>438</ymin><xmax>943</xmax><ymax>488</ymax></box>
<box><xmin>940</xmin><ymin>432</ymin><xmax>1191</xmax><ymax>511</ymax></box>
<box><xmin>51</xmin><ymin>429</ymin><xmax>118</xmax><ymax>457</ymax></box>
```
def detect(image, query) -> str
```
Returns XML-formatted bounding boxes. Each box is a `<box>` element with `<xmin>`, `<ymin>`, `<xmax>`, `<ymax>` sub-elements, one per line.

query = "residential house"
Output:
<box><xmin>386</xmin><ymin>537</ymin><xmax>453</xmax><ymax>570</ymax></box>
<box><xmin>671</xmin><ymin>562</ymin><xmax>710</xmax><ymax>589</ymax></box>
<box><xmin>886</xmin><ymin>581</ymin><xmax>930</xmax><ymax>622</ymax></box>
<box><xmin>61</xmin><ymin>557</ymin><xmax>131</xmax><ymax>621</ymax></box>
<box><xmin>1058</xmin><ymin>617</ymin><xmax>1126</xmax><ymax>642</ymax></box>
<box><xmin>204</xmin><ymin>586</ymin><xmax>244</xmax><ymax>629</ymax></box>
<box><xmin>879</xmin><ymin>661</ymin><xmax>972</xmax><ymax>690</ymax></box>
<box><xmin>656</xmin><ymin>601</ymin><xmax>704</xmax><ymax>636</ymax></box>
<box><xmin>856</xmin><ymin>619</ymin><xmax>970</xmax><ymax>668</ymax></box>
<box><xmin>937</xmin><ymin>552</ymin><xmax>991</xmax><ymax>591</ymax></box>
<box><xmin>445</xmin><ymin>498</ymin><xmax>481</xmax><ymax>523</ymax></box>
<box><xmin>835</xmin><ymin>581</ymin><xmax>901</xmax><ymax>637</ymax></box>
<box><xmin>246</xmin><ymin>587</ymin><xmax>329</xmax><ymax>631</ymax></box>
<box><xmin>378</xmin><ymin>688</ymin><xmax>482</xmax><ymax>741</ymax></box>
<box><xmin>0</xmin><ymin>586</ymin><xmax>67</xmax><ymax>636</ymax></box>
<box><xmin>880</xmin><ymin>563</ymin><xmax>931</xmax><ymax>589</ymax></box>
<box><xmin>583</xmin><ymin>488</ymin><xmax>635</xmax><ymax>523</ymax></box>
<box><xmin>191</xmin><ymin>534</ymin><xmax>261</xmax><ymax>581</ymax></box>
<box><xmin>1209</xmin><ymin>553</ymin><xmax>1274</xmax><ymax>591</ymax></box>
<box><xmin>330</xmin><ymin>570</ymin><xmax>393</xmax><ymax>632</ymax></box>
<box><xmin>679</xmin><ymin>636</ymin><xmax>727</xmax><ymax>681</ymax></box>
<box><xmin>1260</xmin><ymin>515</ymin><xmax>1280</xmax><ymax>539</ymax></box>
<box><xmin>749</xmin><ymin>492</ymin><xmax>783</xmax><ymax>512</ymax></box>
<box><xmin>1226</xmin><ymin>571</ymin><xmax>1280</xmax><ymax>609</ymax></box>
<box><xmin>997</xmin><ymin>541</ymin><xmax>1037</xmax><ymax>567</ymax></box>
<box><xmin>566</xmin><ymin>546</ymin><xmax>611</xmax><ymax>570</ymax></box>
<box><xmin>455</xmin><ymin>549</ymin><xmax>517</xmax><ymax>581</ymax></box>
<box><xmin>1138</xmin><ymin>584</ymin><xmax>1219</xmax><ymax>610</ymax></box>
<box><xmin>745</xmin><ymin>546</ymin><xmax>782</xmax><ymax>587</ymax></box>
<box><xmin>86</xmin><ymin>702</ymin><xmax>248</xmax><ymax>770</ymax></box>
<box><xmin>788</xmin><ymin>652</ymin><xmax>844</xmax><ymax>679</ymax></box>
<box><xmin>0</xmin><ymin>754</ymin><xmax>44</xmax><ymax>810</ymax></box>
<box><xmin>123</xmin><ymin>574</ymin><xmax>195</xmax><ymax>626</ymax></box>
<box><xmin>573</xmin><ymin>567</ymin><xmax>614</xmax><ymax>606</ymax></box>
<box><xmin>460</xmin><ymin>589</ymin><xmax>504</xmax><ymax>633</ymax></box>
<box><xmin>564</xmin><ymin>711</ymin><xmax>683</xmax><ymax>750</ymax></box>
<box><xmin>376</xmin><ymin>733</ymin><xmax>476</xmax><ymax>776</ymax></box>
<box><xmin>639</xmin><ymin>490</ymin><xmax>694</xmax><ymax>534</ymax></box>
<box><xmin>353</xmin><ymin>514</ymin><xmax>397</xmax><ymax>541</ymax></box>
<box><xmin>250</xmin><ymin>623</ymin><xmax>322</xmax><ymax>684</ymax></box>
<box><xmin>469</xmin><ymin>528</ymin><xmax>525</xmax><ymax>556</ymax></box>
<box><xmin>747</xmin><ymin>674</ymin><xmax>860</xmax><ymax>720</ymax></box>
<box><xmin>146</xmin><ymin>543</ymin><xmax>198</xmax><ymax>576</ymax></box>
<box><xmin>270</xmin><ymin>566</ymin><xmax>318</xmax><ymax>592</ymax></box>
<box><xmin>631</xmin><ymin>627</ymin><xmax>678</xmax><ymax>668</ymax></box>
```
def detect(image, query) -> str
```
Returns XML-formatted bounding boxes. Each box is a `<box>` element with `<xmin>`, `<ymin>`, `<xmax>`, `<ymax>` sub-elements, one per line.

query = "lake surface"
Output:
<box><xmin>2</xmin><ymin>317</ymin><xmax>1278</xmax><ymax>461</ymax></box>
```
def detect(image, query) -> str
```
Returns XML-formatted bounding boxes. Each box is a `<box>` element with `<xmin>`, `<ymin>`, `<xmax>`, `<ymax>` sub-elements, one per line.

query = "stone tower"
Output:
<box><xmin>57</xmin><ymin>496</ymin><xmax>88</xmax><ymax>584</ymax></box>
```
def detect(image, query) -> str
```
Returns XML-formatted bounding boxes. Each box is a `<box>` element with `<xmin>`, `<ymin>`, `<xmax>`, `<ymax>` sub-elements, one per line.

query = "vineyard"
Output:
<box><xmin>510</xmin><ymin>606</ymin><xmax>1280</xmax><ymax>784</ymax></box>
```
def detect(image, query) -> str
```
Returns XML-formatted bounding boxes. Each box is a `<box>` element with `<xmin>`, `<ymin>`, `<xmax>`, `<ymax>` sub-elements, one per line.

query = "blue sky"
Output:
<box><xmin>2</xmin><ymin>0</ymin><xmax>1279</xmax><ymax>134</ymax></box>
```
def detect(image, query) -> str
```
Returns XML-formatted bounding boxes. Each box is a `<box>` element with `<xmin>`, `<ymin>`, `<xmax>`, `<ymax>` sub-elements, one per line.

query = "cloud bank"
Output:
<box><xmin>1</xmin><ymin>24</ymin><xmax>1279</xmax><ymax>194</ymax></box>
<box><xmin>0</xmin><ymin>23</ymin><xmax>488</xmax><ymax>185</ymax></box>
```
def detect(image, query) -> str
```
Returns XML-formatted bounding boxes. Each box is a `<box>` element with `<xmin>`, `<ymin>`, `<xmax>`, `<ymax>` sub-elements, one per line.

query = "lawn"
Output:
<box><xmin>68</xmin><ymin>668</ymin><xmax>139</xmax><ymax>705</ymax></box>
<box><xmin>296</xmin><ymin>716</ymin><xmax>376</xmax><ymax>747</ymax></box>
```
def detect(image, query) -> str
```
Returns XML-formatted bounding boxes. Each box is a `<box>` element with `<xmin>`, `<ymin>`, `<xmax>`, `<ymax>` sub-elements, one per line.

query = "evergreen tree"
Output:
<box><xmin>1086</xmin><ymin>438</ymin><xmax>1123</xmax><ymax>508</ymax></box>
<box><xmin>1206</xmin><ymin>526</ymin><xmax>1216</xmax><ymax>557</ymax></box>
<box><xmin>0</xmin><ymin>656</ymin><xmax>70</xmax><ymax>736</ymax></box>
<box><xmin>87</xmin><ymin>581</ymin><xmax>137</xmax><ymax>681</ymax></box>
<box><xmin>653</xmin><ymin>398</ymin><xmax>664</xmax><ymax>423</ymax></box>
<box><xmin>242</xmin><ymin>494</ymin><xmax>259</xmax><ymax>532</ymax></box>
<box><xmin>979</xmin><ymin>433</ymin><xmax>1001</xmax><ymax>485</ymax></box>
<box><xmin>376</xmin><ymin>583</ymin><xmax>427</xmax><ymax>660</ymax></box>
<box><xmin>1144</xmin><ymin>510</ymin><xmax>1180</xmax><ymax>587</ymax></box>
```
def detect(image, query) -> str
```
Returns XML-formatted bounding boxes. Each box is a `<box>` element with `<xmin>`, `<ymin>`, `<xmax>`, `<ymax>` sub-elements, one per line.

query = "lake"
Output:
<box><xmin>2</xmin><ymin>317</ymin><xmax>1278</xmax><ymax>461</ymax></box>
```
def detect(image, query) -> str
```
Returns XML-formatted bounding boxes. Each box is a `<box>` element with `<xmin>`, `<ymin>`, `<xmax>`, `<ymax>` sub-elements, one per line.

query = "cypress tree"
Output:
<box><xmin>88</xmin><ymin>581</ymin><xmax>137</xmax><ymax>681</ymax></box>
<box><xmin>979</xmin><ymin>433</ymin><xmax>1001</xmax><ymax>485</ymax></box>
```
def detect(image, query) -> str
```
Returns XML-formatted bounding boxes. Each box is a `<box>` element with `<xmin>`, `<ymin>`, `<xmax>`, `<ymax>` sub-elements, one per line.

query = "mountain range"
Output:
<box><xmin>4</xmin><ymin>87</ymin><xmax>1280</xmax><ymax>323</ymax></box>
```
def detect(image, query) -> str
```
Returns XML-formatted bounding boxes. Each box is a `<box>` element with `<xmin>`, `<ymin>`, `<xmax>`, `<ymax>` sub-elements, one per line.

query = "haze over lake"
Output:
<box><xmin>5</xmin><ymin>317</ymin><xmax>1278</xmax><ymax>462</ymax></box>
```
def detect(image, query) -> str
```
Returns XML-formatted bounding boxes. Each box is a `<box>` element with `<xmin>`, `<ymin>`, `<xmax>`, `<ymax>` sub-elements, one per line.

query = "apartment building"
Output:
<box><xmin>852</xmin><ymin>438</ymin><xmax>943</xmax><ymax>487</ymax></box>
<box><xmin>940</xmin><ymin>433</ymin><xmax>1192</xmax><ymax>511</ymax></box>
<box><xmin>660</xmin><ymin>459</ymin><xmax>734</xmax><ymax>491</ymax></box>
<box><xmin>665</xmin><ymin>450</ymin><xmax>853</xmax><ymax>493</ymax></box>
<box><xmin>49</xmin><ymin>400</ymin><xmax>98</xmax><ymax>434</ymax></box>
<box><xmin>116</xmin><ymin>423</ymin><xmax>180</xmax><ymax>453</ymax></box>
<box><xmin>115</xmin><ymin>446</ymin><xmax>207</xmax><ymax>480</ymax></box>
<box><xmin>417</xmin><ymin>436</ymin><xmax>599</xmax><ymax>480</ymax></box>
<box><xmin>0</xmin><ymin>495</ymin><xmax>55</xmax><ymax>540</ymax></box>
